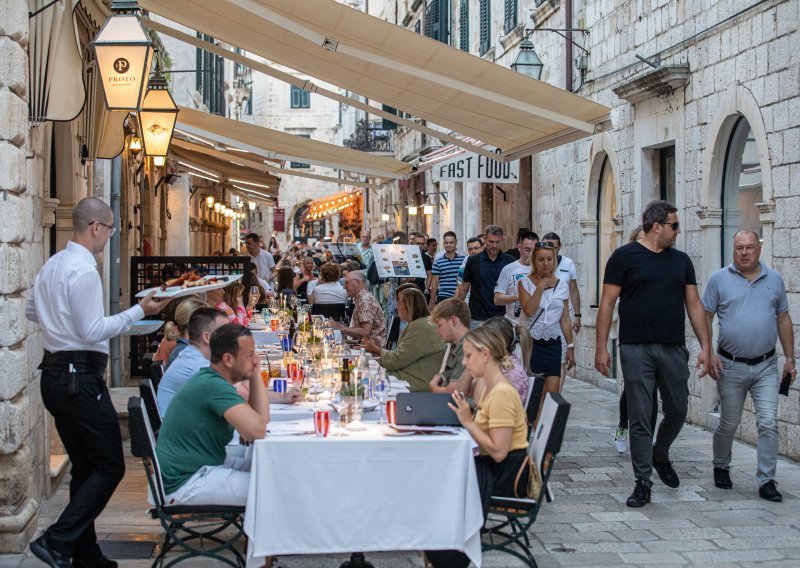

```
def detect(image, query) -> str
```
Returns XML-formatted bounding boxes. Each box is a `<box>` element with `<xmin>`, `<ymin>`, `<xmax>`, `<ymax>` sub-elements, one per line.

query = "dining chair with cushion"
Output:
<box><xmin>128</xmin><ymin>397</ymin><xmax>246</xmax><ymax>568</ymax></box>
<box><xmin>481</xmin><ymin>392</ymin><xmax>571</xmax><ymax>567</ymax></box>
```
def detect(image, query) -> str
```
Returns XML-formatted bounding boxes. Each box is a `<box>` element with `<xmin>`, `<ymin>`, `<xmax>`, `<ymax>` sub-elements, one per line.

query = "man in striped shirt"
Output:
<box><xmin>428</xmin><ymin>231</ymin><xmax>465</xmax><ymax>310</ymax></box>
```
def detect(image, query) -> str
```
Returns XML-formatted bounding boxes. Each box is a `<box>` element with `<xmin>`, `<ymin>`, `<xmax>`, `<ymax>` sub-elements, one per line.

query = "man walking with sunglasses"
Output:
<box><xmin>595</xmin><ymin>200</ymin><xmax>717</xmax><ymax>507</ymax></box>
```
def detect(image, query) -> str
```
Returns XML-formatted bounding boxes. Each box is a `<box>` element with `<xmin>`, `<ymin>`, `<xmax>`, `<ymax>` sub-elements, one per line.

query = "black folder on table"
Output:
<box><xmin>395</xmin><ymin>392</ymin><xmax>461</xmax><ymax>426</ymax></box>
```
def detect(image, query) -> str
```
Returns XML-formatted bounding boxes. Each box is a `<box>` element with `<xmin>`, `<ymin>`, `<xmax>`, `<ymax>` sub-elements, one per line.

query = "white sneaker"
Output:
<box><xmin>614</xmin><ymin>427</ymin><xmax>628</xmax><ymax>453</ymax></box>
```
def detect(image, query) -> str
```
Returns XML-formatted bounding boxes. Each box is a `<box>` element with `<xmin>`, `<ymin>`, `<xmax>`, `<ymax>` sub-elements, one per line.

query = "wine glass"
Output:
<box><xmin>249</xmin><ymin>285</ymin><xmax>260</xmax><ymax>307</ymax></box>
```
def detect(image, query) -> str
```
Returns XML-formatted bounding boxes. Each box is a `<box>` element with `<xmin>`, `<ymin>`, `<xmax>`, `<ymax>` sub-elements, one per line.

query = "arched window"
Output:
<box><xmin>595</xmin><ymin>155</ymin><xmax>618</xmax><ymax>302</ymax></box>
<box><xmin>721</xmin><ymin>117</ymin><xmax>762</xmax><ymax>264</ymax></box>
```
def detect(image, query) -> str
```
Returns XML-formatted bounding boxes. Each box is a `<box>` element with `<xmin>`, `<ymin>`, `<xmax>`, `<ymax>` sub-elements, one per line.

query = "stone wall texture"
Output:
<box><xmin>0</xmin><ymin>0</ymin><xmax>43</xmax><ymax>553</ymax></box>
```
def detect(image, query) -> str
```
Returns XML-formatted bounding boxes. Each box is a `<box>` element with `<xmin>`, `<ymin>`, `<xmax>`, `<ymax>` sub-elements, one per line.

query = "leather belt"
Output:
<box><xmin>717</xmin><ymin>347</ymin><xmax>775</xmax><ymax>366</ymax></box>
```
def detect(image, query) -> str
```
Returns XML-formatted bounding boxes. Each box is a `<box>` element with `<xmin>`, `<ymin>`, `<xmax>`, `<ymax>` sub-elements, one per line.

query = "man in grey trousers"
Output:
<box><xmin>596</xmin><ymin>200</ymin><xmax>717</xmax><ymax>507</ymax></box>
<box><xmin>704</xmin><ymin>229</ymin><xmax>796</xmax><ymax>502</ymax></box>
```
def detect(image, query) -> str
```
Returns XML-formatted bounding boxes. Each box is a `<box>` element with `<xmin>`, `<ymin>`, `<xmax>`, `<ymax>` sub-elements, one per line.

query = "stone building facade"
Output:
<box><xmin>367</xmin><ymin>0</ymin><xmax>799</xmax><ymax>456</ymax></box>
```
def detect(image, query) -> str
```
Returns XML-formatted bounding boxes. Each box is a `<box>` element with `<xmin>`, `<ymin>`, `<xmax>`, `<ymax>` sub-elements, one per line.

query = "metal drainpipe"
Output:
<box><xmin>109</xmin><ymin>155</ymin><xmax>122</xmax><ymax>387</ymax></box>
<box><xmin>566</xmin><ymin>0</ymin><xmax>573</xmax><ymax>92</ymax></box>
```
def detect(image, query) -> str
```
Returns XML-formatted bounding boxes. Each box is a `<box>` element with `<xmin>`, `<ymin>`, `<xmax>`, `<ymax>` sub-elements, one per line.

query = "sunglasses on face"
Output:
<box><xmin>658</xmin><ymin>221</ymin><xmax>680</xmax><ymax>231</ymax></box>
<box><xmin>534</xmin><ymin>242</ymin><xmax>555</xmax><ymax>249</ymax></box>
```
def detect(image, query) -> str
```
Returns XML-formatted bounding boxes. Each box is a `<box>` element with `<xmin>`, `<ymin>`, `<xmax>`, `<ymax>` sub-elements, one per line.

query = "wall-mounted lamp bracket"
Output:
<box><xmin>529</xmin><ymin>28</ymin><xmax>590</xmax><ymax>55</ymax></box>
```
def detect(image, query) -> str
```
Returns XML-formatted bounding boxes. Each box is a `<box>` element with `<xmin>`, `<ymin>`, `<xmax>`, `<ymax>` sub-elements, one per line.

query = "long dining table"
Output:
<box><xmin>243</xmin><ymin>407</ymin><xmax>484</xmax><ymax>567</ymax></box>
<box><xmin>243</xmin><ymin>318</ymin><xmax>483</xmax><ymax>566</ymax></box>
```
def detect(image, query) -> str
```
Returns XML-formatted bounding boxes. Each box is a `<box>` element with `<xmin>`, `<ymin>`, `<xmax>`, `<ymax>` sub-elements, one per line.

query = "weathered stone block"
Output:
<box><xmin>0</xmin><ymin>37</ymin><xmax>27</xmax><ymax>98</ymax></box>
<box><xmin>0</xmin><ymin>395</ymin><xmax>29</xmax><ymax>454</ymax></box>
<box><xmin>0</xmin><ymin>0</ymin><xmax>28</xmax><ymax>45</ymax></box>
<box><xmin>0</xmin><ymin>191</ymin><xmax>27</xmax><ymax>242</ymax></box>
<box><xmin>0</xmin><ymin>244</ymin><xmax>23</xmax><ymax>294</ymax></box>
<box><xmin>0</xmin><ymin>347</ymin><xmax>27</xmax><ymax>400</ymax></box>
<box><xmin>0</xmin><ymin>297</ymin><xmax>26</xmax><ymax>347</ymax></box>
<box><xmin>0</xmin><ymin>90</ymin><xmax>26</xmax><ymax>146</ymax></box>
<box><xmin>0</xmin><ymin>142</ymin><xmax>25</xmax><ymax>195</ymax></box>
<box><xmin>0</xmin><ymin>444</ymin><xmax>30</xmax><ymax>507</ymax></box>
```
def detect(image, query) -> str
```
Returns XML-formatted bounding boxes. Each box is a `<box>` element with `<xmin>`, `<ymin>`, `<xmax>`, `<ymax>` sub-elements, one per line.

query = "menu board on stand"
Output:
<box><xmin>370</xmin><ymin>244</ymin><xmax>428</xmax><ymax>278</ymax></box>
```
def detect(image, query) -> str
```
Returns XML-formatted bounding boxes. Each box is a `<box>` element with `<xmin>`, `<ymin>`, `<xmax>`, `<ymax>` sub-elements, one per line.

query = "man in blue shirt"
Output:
<box><xmin>157</xmin><ymin>308</ymin><xmax>229</xmax><ymax>416</ymax></box>
<box><xmin>429</xmin><ymin>231</ymin><xmax>465</xmax><ymax>309</ymax></box>
<box><xmin>458</xmin><ymin>225</ymin><xmax>514</xmax><ymax>328</ymax></box>
<box><xmin>704</xmin><ymin>229</ymin><xmax>796</xmax><ymax>502</ymax></box>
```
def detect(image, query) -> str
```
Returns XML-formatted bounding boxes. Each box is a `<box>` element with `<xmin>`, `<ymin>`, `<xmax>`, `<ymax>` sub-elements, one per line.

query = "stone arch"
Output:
<box><xmin>580</xmin><ymin>132</ymin><xmax>623</xmax><ymax>318</ymax></box>
<box><xmin>698</xmin><ymin>82</ymin><xmax>774</xmax><ymax>279</ymax></box>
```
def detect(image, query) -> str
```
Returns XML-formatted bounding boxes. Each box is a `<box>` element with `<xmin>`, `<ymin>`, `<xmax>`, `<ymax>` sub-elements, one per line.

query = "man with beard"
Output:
<box><xmin>595</xmin><ymin>200</ymin><xmax>716</xmax><ymax>508</ymax></box>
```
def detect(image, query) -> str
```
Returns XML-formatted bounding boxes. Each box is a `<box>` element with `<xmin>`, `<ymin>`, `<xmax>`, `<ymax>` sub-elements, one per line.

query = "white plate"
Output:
<box><xmin>122</xmin><ymin>320</ymin><xmax>165</xmax><ymax>336</ymax></box>
<box><xmin>136</xmin><ymin>273</ymin><xmax>243</xmax><ymax>299</ymax></box>
<box><xmin>383</xmin><ymin>429</ymin><xmax>415</xmax><ymax>437</ymax></box>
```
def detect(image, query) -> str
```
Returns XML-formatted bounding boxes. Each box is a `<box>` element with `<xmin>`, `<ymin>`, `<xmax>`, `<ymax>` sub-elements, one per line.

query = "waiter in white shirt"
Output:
<box><xmin>25</xmin><ymin>198</ymin><xmax>169</xmax><ymax>568</ymax></box>
<box><xmin>244</xmin><ymin>232</ymin><xmax>276</xmax><ymax>295</ymax></box>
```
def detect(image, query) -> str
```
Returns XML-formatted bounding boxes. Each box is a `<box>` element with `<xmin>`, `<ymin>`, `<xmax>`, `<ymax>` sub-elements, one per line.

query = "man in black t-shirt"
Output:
<box><xmin>457</xmin><ymin>225</ymin><xmax>514</xmax><ymax>327</ymax></box>
<box><xmin>595</xmin><ymin>200</ymin><xmax>716</xmax><ymax>508</ymax></box>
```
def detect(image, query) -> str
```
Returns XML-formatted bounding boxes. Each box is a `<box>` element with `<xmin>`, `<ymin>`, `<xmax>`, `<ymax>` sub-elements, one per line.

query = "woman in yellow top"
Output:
<box><xmin>426</xmin><ymin>325</ymin><xmax>529</xmax><ymax>568</ymax></box>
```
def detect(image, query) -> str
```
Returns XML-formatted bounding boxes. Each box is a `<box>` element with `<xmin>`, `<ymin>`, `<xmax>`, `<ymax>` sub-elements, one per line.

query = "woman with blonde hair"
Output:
<box><xmin>161</xmin><ymin>296</ymin><xmax>207</xmax><ymax>369</ymax></box>
<box><xmin>362</xmin><ymin>288</ymin><xmax>445</xmax><ymax>391</ymax></box>
<box><xmin>518</xmin><ymin>242</ymin><xmax>575</xmax><ymax>405</ymax></box>
<box><xmin>426</xmin><ymin>325</ymin><xmax>529</xmax><ymax>568</ymax></box>
<box><xmin>480</xmin><ymin>316</ymin><xmax>533</xmax><ymax>402</ymax></box>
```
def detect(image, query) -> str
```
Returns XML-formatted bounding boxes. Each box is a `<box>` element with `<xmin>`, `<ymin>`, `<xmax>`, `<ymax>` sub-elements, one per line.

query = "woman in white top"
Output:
<box><xmin>518</xmin><ymin>242</ymin><xmax>575</xmax><ymax>406</ymax></box>
<box><xmin>308</xmin><ymin>262</ymin><xmax>348</xmax><ymax>305</ymax></box>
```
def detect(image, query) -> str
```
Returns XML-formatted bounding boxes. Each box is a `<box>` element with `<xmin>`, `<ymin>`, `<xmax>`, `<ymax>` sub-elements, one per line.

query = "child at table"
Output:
<box><xmin>426</xmin><ymin>325</ymin><xmax>530</xmax><ymax>568</ymax></box>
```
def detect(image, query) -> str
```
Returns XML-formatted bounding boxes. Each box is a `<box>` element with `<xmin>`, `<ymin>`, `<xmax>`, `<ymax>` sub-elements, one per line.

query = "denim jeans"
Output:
<box><xmin>619</xmin><ymin>343</ymin><xmax>690</xmax><ymax>485</ymax></box>
<box><xmin>713</xmin><ymin>355</ymin><xmax>779</xmax><ymax>485</ymax></box>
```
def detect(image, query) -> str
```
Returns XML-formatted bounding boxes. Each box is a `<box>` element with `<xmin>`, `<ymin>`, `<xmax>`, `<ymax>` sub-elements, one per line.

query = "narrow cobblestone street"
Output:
<box><xmin>3</xmin><ymin>378</ymin><xmax>800</xmax><ymax>567</ymax></box>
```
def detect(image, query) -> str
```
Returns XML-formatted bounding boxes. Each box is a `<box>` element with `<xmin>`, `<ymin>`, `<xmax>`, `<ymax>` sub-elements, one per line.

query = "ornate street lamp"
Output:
<box><xmin>152</xmin><ymin>156</ymin><xmax>165</xmax><ymax>167</ymax></box>
<box><xmin>423</xmin><ymin>204</ymin><xmax>434</xmax><ymax>215</ymax></box>
<box><xmin>248</xmin><ymin>201</ymin><xmax>256</xmax><ymax>210</ymax></box>
<box><xmin>138</xmin><ymin>68</ymin><xmax>179</xmax><ymax>160</ymax></box>
<box><xmin>92</xmin><ymin>1</ymin><xmax>154</xmax><ymax>111</ymax></box>
<box><xmin>127</xmin><ymin>135</ymin><xmax>142</xmax><ymax>156</ymax></box>
<box><xmin>511</xmin><ymin>38</ymin><xmax>544</xmax><ymax>80</ymax></box>
<box><xmin>206</xmin><ymin>195</ymin><xmax>215</xmax><ymax>208</ymax></box>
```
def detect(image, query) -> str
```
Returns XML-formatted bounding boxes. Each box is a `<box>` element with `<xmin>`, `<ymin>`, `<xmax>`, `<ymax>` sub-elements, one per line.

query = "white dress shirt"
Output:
<box><xmin>251</xmin><ymin>249</ymin><xmax>276</xmax><ymax>292</ymax></box>
<box><xmin>25</xmin><ymin>241</ymin><xmax>144</xmax><ymax>354</ymax></box>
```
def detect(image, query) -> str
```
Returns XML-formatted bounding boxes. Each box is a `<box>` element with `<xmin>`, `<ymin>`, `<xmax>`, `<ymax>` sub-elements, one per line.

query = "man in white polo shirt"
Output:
<box><xmin>494</xmin><ymin>231</ymin><xmax>538</xmax><ymax>322</ymax></box>
<box><xmin>245</xmin><ymin>232</ymin><xmax>276</xmax><ymax>294</ymax></box>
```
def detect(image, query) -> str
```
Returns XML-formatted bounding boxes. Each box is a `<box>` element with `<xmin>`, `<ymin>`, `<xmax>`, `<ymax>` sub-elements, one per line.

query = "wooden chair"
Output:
<box><xmin>482</xmin><ymin>392</ymin><xmax>571</xmax><ymax>567</ymax></box>
<box><xmin>128</xmin><ymin>397</ymin><xmax>246</xmax><ymax>568</ymax></box>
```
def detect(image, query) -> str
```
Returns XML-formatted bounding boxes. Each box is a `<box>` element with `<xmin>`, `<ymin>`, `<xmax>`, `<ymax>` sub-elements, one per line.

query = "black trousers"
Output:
<box><xmin>426</xmin><ymin>450</ymin><xmax>528</xmax><ymax>568</ymax></box>
<box><xmin>39</xmin><ymin>351</ymin><xmax>125</xmax><ymax>558</ymax></box>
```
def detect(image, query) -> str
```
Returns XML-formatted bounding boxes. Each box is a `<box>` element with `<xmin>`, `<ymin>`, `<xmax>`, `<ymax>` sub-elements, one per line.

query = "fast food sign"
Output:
<box><xmin>430</xmin><ymin>148</ymin><xmax>520</xmax><ymax>184</ymax></box>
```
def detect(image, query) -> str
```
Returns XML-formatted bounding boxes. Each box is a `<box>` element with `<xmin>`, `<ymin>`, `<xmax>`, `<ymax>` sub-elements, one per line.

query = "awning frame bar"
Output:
<box><xmin>142</xmin><ymin>16</ymin><xmax>503</xmax><ymax>163</ymax></box>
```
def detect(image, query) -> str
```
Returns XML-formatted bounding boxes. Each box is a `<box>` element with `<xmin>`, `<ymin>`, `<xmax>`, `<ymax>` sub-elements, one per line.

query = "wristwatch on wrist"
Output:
<box><xmin>566</xmin><ymin>343</ymin><xmax>575</xmax><ymax>349</ymax></box>
<box><xmin>574</xmin><ymin>313</ymin><xmax>582</xmax><ymax>318</ymax></box>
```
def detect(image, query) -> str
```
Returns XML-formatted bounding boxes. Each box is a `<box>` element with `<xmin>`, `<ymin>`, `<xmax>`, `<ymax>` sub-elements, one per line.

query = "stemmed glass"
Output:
<box><xmin>376</xmin><ymin>377</ymin><xmax>389</xmax><ymax>424</ymax></box>
<box><xmin>249</xmin><ymin>285</ymin><xmax>260</xmax><ymax>307</ymax></box>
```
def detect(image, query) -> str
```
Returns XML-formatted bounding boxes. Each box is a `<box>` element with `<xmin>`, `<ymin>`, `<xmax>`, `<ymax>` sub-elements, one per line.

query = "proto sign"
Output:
<box><xmin>430</xmin><ymin>148</ymin><xmax>520</xmax><ymax>183</ymax></box>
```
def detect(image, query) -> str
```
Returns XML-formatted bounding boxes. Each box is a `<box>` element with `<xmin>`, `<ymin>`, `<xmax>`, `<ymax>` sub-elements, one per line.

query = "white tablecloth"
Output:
<box><xmin>243</xmin><ymin>425</ymin><xmax>484</xmax><ymax>567</ymax></box>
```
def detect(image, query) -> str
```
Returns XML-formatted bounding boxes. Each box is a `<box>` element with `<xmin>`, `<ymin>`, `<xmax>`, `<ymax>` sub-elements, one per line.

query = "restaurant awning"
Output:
<box><xmin>170</xmin><ymin>142</ymin><xmax>280</xmax><ymax>198</ymax></box>
<box><xmin>29</xmin><ymin>0</ymin><xmax>86</xmax><ymax>122</ymax></box>
<box><xmin>176</xmin><ymin>107</ymin><xmax>413</xmax><ymax>181</ymax></box>
<box><xmin>140</xmin><ymin>0</ymin><xmax>612</xmax><ymax>161</ymax></box>
<box><xmin>303</xmin><ymin>190</ymin><xmax>362</xmax><ymax>221</ymax></box>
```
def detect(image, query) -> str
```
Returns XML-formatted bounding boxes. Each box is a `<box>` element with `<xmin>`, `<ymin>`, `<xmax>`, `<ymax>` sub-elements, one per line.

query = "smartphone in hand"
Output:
<box><xmin>779</xmin><ymin>372</ymin><xmax>792</xmax><ymax>396</ymax></box>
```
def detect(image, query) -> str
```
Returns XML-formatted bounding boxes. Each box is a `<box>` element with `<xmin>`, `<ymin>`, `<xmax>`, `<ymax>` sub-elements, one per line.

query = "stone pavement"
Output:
<box><xmin>4</xmin><ymin>378</ymin><xmax>800</xmax><ymax>568</ymax></box>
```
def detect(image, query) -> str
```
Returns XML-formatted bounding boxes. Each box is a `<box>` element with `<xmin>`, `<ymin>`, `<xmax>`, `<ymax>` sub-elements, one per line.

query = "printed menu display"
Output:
<box><xmin>322</xmin><ymin>242</ymin><xmax>363</xmax><ymax>258</ymax></box>
<box><xmin>371</xmin><ymin>244</ymin><xmax>428</xmax><ymax>278</ymax></box>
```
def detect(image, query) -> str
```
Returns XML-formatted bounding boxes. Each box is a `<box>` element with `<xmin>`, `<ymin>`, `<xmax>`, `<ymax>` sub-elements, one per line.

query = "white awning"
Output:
<box><xmin>176</xmin><ymin>107</ymin><xmax>413</xmax><ymax>180</ymax></box>
<box><xmin>29</xmin><ymin>0</ymin><xmax>86</xmax><ymax>122</ymax></box>
<box><xmin>140</xmin><ymin>0</ymin><xmax>612</xmax><ymax>161</ymax></box>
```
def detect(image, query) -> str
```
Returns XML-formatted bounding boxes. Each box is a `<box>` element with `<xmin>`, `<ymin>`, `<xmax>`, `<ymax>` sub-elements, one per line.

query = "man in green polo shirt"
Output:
<box><xmin>157</xmin><ymin>324</ymin><xmax>270</xmax><ymax>506</ymax></box>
